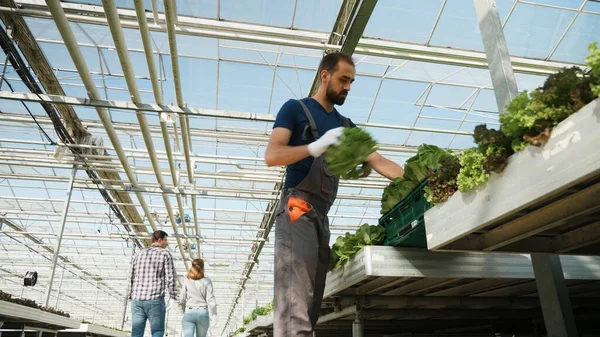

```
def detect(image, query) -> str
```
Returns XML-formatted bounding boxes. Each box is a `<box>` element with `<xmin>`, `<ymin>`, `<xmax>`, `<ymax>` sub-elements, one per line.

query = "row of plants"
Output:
<box><xmin>424</xmin><ymin>42</ymin><xmax>600</xmax><ymax>206</ymax></box>
<box><xmin>232</xmin><ymin>301</ymin><xmax>274</xmax><ymax>336</ymax></box>
<box><xmin>329</xmin><ymin>224</ymin><xmax>385</xmax><ymax>270</ymax></box>
<box><xmin>0</xmin><ymin>290</ymin><xmax>71</xmax><ymax>318</ymax></box>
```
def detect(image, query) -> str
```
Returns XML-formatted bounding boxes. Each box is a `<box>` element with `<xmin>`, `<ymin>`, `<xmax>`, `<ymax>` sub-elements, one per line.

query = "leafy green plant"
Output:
<box><xmin>329</xmin><ymin>224</ymin><xmax>385</xmax><ymax>270</ymax></box>
<box><xmin>403</xmin><ymin>144</ymin><xmax>454</xmax><ymax>183</ymax></box>
<box><xmin>325</xmin><ymin>127</ymin><xmax>378</xmax><ymax>180</ymax></box>
<box><xmin>232</xmin><ymin>327</ymin><xmax>245</xmax><ymax>336</ymax></box>
<box><xmin>381</xmin><ymin>144</ymin><xmax>453</xmax><ymax>214</ymax></box>
<box><xmin>587</xmin><ymin>42</ymin><xmax>600</xmax><ymax>96</ymax></box>
<box><xmin>501</xmin><ymin>64</ymin><xmax>598</xmax><ymax>151</ymax></box>
<box><xmin>425</xmin><ymin>155</ymin><xmax>461</xmax><ymax>206</ymax></box>
<box><xmin>473</xmin><ymin>124</ymin><xmax>514</xmax><ymax>174</ymax></box>
<box><xmin>242</xmin><ymin>301</ymin><xmax>274</xmax><ymax>326</ymax></box>
<box><xmin>381</xmin><ymin>177</ymin><xmax>417</xmax><ymax>215</ymax></box>
<box><xmin>456</xmin><ymin>148</ymin><xmax>489</xmax><ymax>192</ymax></box>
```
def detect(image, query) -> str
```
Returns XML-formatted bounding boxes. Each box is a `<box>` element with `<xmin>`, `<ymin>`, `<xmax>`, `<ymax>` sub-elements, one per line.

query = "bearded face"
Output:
<box><xmin>322</xmin><ymin>60</ymin><xmax>355</xmax><ymax>106</ymax></box>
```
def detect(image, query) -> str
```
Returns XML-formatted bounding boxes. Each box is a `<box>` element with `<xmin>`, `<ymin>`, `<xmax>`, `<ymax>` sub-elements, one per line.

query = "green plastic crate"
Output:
<box><xmin>378</xmin><ymin>179</ymin><xmax>432</xmax><ymax>248</ymax></box>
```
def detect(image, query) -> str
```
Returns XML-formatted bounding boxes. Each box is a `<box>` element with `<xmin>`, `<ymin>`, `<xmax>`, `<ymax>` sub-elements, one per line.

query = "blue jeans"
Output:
<box><xmin>131</xmin><ymin>297</ymin><xmax>165</xmax><ymax>337</ymax></box>
<box><xmin>182</xmin><ymin>308</ymin><xmax>210</xmax><ymax>337</ymax></box>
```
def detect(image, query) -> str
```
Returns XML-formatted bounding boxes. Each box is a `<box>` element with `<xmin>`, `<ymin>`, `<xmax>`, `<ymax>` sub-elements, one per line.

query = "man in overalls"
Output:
<box><xmin>265</xmin><ymin>52</ymin><xmax>405</xmax><ymax>336</ymax></box>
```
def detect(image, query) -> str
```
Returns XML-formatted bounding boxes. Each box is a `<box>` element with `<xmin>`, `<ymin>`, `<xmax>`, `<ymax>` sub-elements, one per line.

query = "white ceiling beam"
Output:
<box><xmin>3</xmin><ymin>0</ymin><xmax>583</xmax><ymax>75</ymax></box>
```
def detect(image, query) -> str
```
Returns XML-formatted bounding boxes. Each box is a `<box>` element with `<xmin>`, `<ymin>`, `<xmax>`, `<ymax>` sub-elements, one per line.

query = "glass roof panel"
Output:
<box><xmin>472</xmin><ymin>89</ymin><xmax>499</xmax><ymax>112</ymax></box>
<box><xmin>292</xmin><ymin>0</ymin><xmax>342</xmax><ymax>31</ymax></box>
<box><xmin>269</xmin><ymin>67</ymin><xmax>315</xmax><ymax>114</ymax></box>
<box><xmin>179</xmin><ymin>58</ymin><xmax>218</xmax><ymax>109</ymax></box>
<box><xmin>515</xmin><ymin>73</ymin><xmax>548</xmax><ymax>91</ymax></box>
<box><xmin>405</xmin><ymin>130</ymin><xmax>455</xmax><ymax>148</ymax></box>
<box><xmin>426</xmin><ymin>84</ymin><xmax>479</xmax><ymax>108</ymax></box>
<box><xmin>503</xmin><ymin>2</ymin><xmax>577</xmax><ymax>59</ymax></box>
<box><xmin>429</xmin><ymin>0</ymin><xmax>484</xmax><ymax>51</ymax></box>
<box><xmin>363</xmin><ymin>0</ymin><xmax>444</xmax><ymax>44</ymax></box>
<box><xmin>338</xmin><ymin>75</ymin><xmax>381</xmax><ymax>123</ymax></box>
<box><xmin>218</xmin><ymin>58</ymin><xmax>273</xmax><ymax>108</ymax></box>
<box><xmin>368</xmin><ymin>79</ymin><xmax>430</xmax><ymax>126</ymax></box>
<box><xmin>585</xmin><ymin>1</ymin><xmax>600</xmax><ymax>12</ymax></box>
<box><xmin>219</xmin><ymin>0</ymin><xmax>295</xmax><ymax>27</ymax></box>
<box><xmin>523</xmin><ymin>0</ymin><xmax>584</xmax><ymax>9</ymax></box>
<box><xmin>174</xmin><ymin>0</ymin><xmax>219</xmax><ymax>19</ymax></box>
<box><xmin>550</xmin><ymin>12</ymin><xmax>600</xmax><ymax>63</ymax></box>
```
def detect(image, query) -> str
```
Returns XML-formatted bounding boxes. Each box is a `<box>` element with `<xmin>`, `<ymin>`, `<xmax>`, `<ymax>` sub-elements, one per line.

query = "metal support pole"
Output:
<box><xmin>91</xmin><ymin>281</ymin><xmax>100</xmax><ymax>323</ymax></box>
<box><xmin>54</xmin><ymin>267</ymin><xmax>65</xmax><ymax>308</ymax></box>
<box><xmin>473</xmin><ymin>0</ymin><xmax>518</xmax><ymax>113</ymax></box>
<box><xmin>241</xmin><ymin>291</ymin><xmax>245</xmax><ymax>324</ymax></box>
<box><xmin>121</xmin><ymin>245</ymin><xmax>137</xmax><ymax>330</ymax></box>
<box><xmin>44</xmin><ymin>164</ymin><xmax>77</xmax><ymax>307</ymax></box>
<box><xmin>352</xmin><ymin>307</ymin><xmax>363</xmax><ymax>337</ymax></box>
<box><xmin>0</xmin><ymin>53</ymin><xmax>9</xmax><ymax>91</ymax></box>
<box><xmin>531</xmin><ymin>254</ymin><xmax>578</xmax><ymax>337</ymax></box>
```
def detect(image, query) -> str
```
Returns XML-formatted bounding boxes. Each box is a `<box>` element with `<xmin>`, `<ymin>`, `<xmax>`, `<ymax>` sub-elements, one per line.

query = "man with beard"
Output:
<box><xmin>265</xmin><ymin>52</ymin><xmax>405</xmax><ymax>337</ymax></box>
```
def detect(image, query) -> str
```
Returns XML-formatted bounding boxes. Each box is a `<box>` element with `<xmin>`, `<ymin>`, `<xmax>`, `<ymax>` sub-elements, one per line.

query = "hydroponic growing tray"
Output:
<box><xmin>0</xmin><ymin>300</ymin><xmax>80</xmax><ymax>330</ymax></box>
<box><xmin>425</xmin><ymin>98</ymin><xmax>600</xmax><ymax>254</ymax></box>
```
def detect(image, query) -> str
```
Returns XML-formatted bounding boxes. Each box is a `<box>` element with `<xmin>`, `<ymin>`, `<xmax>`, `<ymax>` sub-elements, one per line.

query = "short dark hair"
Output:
<box><xmin>318</xmin><ymin>52</ymin><xmax>354</xmax><ymax>75</ymax></box>
<box><xmin>151</xmin><ymin>230</ymin><xmax>168</xmax><ymax>242</ymax></box>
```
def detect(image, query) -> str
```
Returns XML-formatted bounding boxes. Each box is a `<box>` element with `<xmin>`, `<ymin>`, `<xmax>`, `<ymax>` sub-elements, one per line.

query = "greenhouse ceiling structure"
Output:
<box><xmin>0</xmin><ymin>0</ymin><xmax>598</xmax><ymax>335</ymax></box>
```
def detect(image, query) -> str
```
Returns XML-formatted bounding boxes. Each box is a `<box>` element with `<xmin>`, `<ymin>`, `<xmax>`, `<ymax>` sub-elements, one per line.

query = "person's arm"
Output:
<box><xmin>265</xmin><ymin>127</ymin><xmax>310</xmax><ymax>167</ymax></box>
<box><xmin>206</xmin><ymin>279</ymin><xmax>218</xmax><ymax>327</ymax></box>
<box><xmin>265</xmin><ymin>99</ymin><xmax>344</xmax><ymax>167</ymax></box>
<box><xmin>164</xmin><ymin>252</ymin><xmax>177</xmax><ymax>300</ymax></box>
<box><xmin>126</xmin><ymin>254</ymin><xmax>136</xmax><ymax>300</ymax></box>
<box><xmin>366</xmin><ymin>152</ymin><xmax>404</xmax><ymax>180</ymax></box>
<box><xmin>178</xmin><ymin>281</ymin><xmax>187</xmax><ymax>311</ymax></box>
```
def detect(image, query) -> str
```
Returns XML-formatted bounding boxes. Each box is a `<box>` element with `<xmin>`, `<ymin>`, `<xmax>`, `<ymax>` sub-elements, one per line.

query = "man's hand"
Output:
<box><xmin>359</xmin><ymin>162</ymin><xmax>372</xmax><ymax>178</ymax></box>
<box><xmin>307</xmin><ymin>127</ymin><xmax>344</xmax><ymax>157</ymax></box>
<box><xmin>166</xmin><ymin>298</ymin><xmax>175</xmax><ymax>311</ymax></box>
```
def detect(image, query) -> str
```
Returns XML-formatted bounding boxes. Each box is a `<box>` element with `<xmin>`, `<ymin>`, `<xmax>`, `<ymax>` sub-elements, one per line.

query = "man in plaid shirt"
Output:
<box><xmin>127</xmin><ymin>230</ymin><xmax>178</xmax><ymax>337</ymax></box>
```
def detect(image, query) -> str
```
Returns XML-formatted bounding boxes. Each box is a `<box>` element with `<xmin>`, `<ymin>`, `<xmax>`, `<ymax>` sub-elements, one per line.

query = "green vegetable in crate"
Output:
<box><xmin>403</xmin><ymin>144</ymin><xmax>454</xmax><ymax>183</ymax></box>
<box><xmin>456</xmin><ymin>148</ymin><xmax>489</xmax><ymax>192</ymax></box>
<box><xmin>324</xmin><ymin>127</ymin><xmax>378</xmax><ymax>180</ymax></box>
<box><xmin>425</xmin><ymin>155</ymin><xmax>461</xmax><ymax>206</ymax></box>
<box><xmin>380</xmin><ymin>177</ymin><xmax>417</xmax><ymax>214</ymax></box>
<box><xmin>329</xmin><ymin>224</ymin><xmax>385</xmax><ymax>270</ymax></box>
<box><xmin>381</xmin><ymin>144</ymin><xmax>452</xmax><ymax>214</ymax></box>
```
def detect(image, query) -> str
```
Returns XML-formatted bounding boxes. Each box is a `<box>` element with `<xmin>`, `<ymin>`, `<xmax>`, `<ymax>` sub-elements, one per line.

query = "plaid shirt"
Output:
<box><xmin>127</xmin><ymin>245</ymin><xmax>178</xmax><ymax>301</ymax></box>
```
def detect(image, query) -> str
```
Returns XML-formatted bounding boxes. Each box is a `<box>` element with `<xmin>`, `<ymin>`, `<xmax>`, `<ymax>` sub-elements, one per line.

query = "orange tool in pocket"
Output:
<box><xmin>287</xmin><ymin>196</ymin><xmax>311</xmax><ymax>224</ymax></box>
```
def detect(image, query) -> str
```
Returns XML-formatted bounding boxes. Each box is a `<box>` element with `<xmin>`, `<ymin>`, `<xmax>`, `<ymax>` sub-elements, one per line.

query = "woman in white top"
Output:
<box><xmin>179</xmin><ymin>259</ymin><xmax>217</xmax><ymax>337</ymax></box>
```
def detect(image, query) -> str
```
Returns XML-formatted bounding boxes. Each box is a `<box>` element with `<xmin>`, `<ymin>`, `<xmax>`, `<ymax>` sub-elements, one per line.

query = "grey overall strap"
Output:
<box><xmin>297</xmin><ymin>99</ymin><xmax>320</xmax><ymax>140</ymax></box>
<box><xmin>342</xmin><ymin>116</ymin><xmax>350</xmax><ymax>128</ymax></box>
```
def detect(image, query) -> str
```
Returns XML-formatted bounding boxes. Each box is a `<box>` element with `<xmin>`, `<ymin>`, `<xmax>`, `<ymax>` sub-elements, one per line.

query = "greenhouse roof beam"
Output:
<box><xmin>0</xmin><ymin>92</ymin><xmax>475</xmax><ymax>136</ymax></box>
<box><xmin>309</xmin><ymin>0</ymin><xmax>378</xmax><ymax>95</ymax></box>
<box><xmin>0</xmin><ymin>0</ymin><xmax>149</xmax><ymax>248</ymax></box>
<box><xmin>3</xmin><ymin>0</ymin><xmax>583</xmax><ymax>75</ymax></box>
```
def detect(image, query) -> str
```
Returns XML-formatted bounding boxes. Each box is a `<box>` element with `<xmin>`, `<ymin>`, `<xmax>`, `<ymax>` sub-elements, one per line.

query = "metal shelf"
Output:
<box><xmin>244</xmin><ymin>246</ymin><xmax>600</xmax><ymax>336</ymax></box>
<box><xmin>425</xmin><ymin>98</ymin><xmax>600</xmax><ymax>254</ymax></box>
<box><xmin>0</xmin><ymin>300</ymin><xmax>80</xmax><ymax>330</ymax></box>
<box><xmin>244</xmin><ymin>313</ymin><xmax>273</xmax><ymax>336</ymax></box>
<box><xmin>60</xmin><ymin>324</ymin><xmax>128</xmax><ymax>337</ymax></box>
